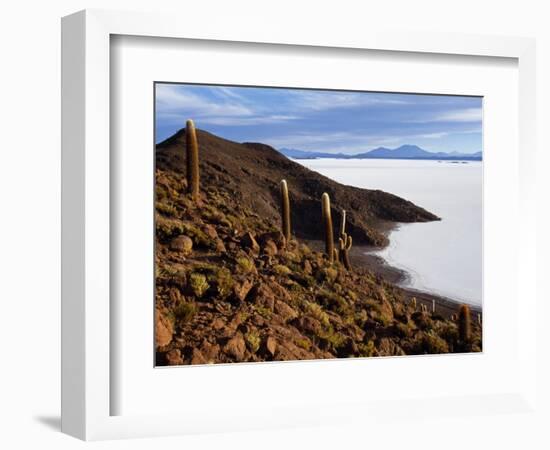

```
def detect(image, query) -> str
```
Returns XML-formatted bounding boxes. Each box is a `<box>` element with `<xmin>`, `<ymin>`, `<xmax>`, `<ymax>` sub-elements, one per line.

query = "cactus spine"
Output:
<box><xmin>321</xmin><ymin>193</ymin><xmax>334</xmax><ymax>263</ymax></box>
<box><xmin>338</xmin><ymin>209</ymin><xmax>353</xmax><ymax>270</ymax></box>
<box><xmin>186</xmin><ymin>119</ymin><xmax>200</xmax><ymax>201</ymax></box>
<box><xmin>280</xmin><ymin>179</ymin><xmax>291</xmax><ymax>244</ymax></box>
<box><xmin>458</xmin><ymin>304</ymin><xmax>472</xmax><ymax>347</ymax></box>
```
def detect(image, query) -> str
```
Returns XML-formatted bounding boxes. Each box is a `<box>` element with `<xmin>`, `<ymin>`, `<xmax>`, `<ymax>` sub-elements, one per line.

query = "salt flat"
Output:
<box><xmin>297</xmin><ymin>158</ymin><xmax>482</xmax><ymax>306</ymax></box>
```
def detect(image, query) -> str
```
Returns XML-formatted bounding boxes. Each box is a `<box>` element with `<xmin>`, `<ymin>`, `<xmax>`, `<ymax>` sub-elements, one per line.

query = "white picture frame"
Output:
<box><xmin>61</xmin><ymin>9</ymin><xmax>537</xmax><ymax>441</ymax></box>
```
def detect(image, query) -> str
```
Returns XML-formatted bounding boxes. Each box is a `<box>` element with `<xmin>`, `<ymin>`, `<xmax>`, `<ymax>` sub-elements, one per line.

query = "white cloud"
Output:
<box><xmin>411</xmin><ymin>107</ymin><xmax>482</xmax><ymax>123</ymax></box>
<box><xmin>156</xmin><ymin>84</ymin><xmax>253</xmax><ymax>118</ymax></box>
<box><xmin>156</xmin><ymin>85</ymin><xmax>300</xmax><ymax>126</ymax></box>
<box><xmin>196</xmin><ymin>115</ymin><xmax>299</xmax><ymax>126</ymax></box>
<box><xmin>290</xmin><ymin>91</ymin><xmax>408</xmax><ymax>112</ymax></box>
<box><xmin>412</xmin><ymin>132</ymin><xmax>449</xmax><ymax>139</ymax></box>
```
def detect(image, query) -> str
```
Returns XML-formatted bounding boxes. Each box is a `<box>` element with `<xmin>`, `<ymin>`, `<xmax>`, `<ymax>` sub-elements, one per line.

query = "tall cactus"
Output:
<box><xmin>458</xmin><ymin>304</ymin><xmax>472</xmax><ymax>348</ymax></box>
<box><xmin>186</xmin><ymin>119</ymin><xmax>200</xmax><ymax>201</ymax></box>
<box><xmin>321</xmin><ymin>193</ymin><xmax>334</xmax><ymax>263</ymax></box>
<box><xmin>338</xmin><ymin>209</ymin><xmax>353</xmax><ymax>270</ymax></box>
<box><xmin>280</xmin><ymin>179</ymin><xmax>291</xmax><ymax>244</ymax></box>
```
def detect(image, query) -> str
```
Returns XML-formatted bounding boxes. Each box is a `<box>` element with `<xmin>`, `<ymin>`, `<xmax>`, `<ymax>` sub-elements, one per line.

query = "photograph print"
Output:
<box><xmin>154</xmin><ymin>83</ymin><xmax>482</xmax><ymax>366</ymax></box>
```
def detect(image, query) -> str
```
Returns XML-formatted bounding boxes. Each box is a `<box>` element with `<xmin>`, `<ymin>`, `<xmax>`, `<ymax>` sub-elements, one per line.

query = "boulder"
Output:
<box><xmin>155</xmin><ymin>309</ymin><xmax>173</xmax><ymax>348</ymax></box>
<box><xmin>165</xmin><ymin>349</ymin><xmax>183</xmax><ymax>365</ymax></box>
<box><xmin>211</xmin><ymin>317</ymin><xmax>225</xmax><ymax>330</ymax></box>
<box><xmin>233</xmin><ymin>279</ymin><xmax>254</xmax><ymax>302</ymax></box>
<box><xmin>262</xmin><ymin>240</ymin><xmax>278</xmax><ymax>256</ymax></box>
<box><xmin>224</xmin><ymin>334</ymin><xmax>246</xmax><ymax>360</ymax></box>
<box><xmin>200</xmin><ymin>341</ymin><xmax>220</xmax><ymax>362</ymax></box>
<box><xmin>265</xmin><ymin>336</ymin><xmax>277</xmax><ymax>357</ymax></box>
<box><xmin>215</xmin><ymin>239</ymin><xmax>227</xmax><ymax>253</ymax></box>
<box><xmin>203</xmin><ymin>224</ymin><xmax>219</xmax><ymax>239</ymax></box>
<box><xmin>190</xmin><ymin>348</ymin><xmax>208</xmax><ymax>365</ymax></box>
<box><xmin>269</xmin><ymin>282</ymin><xmax>292</xmax><ymax>302</ymax></box>
<box><xmin>274</xmin><ymin>300</ymin><xmax>298</xmax><ymax>322</ymax></box>
<box><xmin>298</xmin><ymin>316</ymin><xmax>322</xmax><ymax>335</ymax></box>
<box><xmin>169</xmin><ymin>235</ymin><xmax>193</xmax><ymax>255</ymax></box>
<box><xmin>250</xmin><ymin>283</ymin><xmax>275</xmax><ymax>310</ymax></box>
<box><xmin>240</xmin><ymin>232</ymin><xmax>260</xmax><ymax>253</ymax></box>
<box><xmin>258</xmin><ymin>231</ymin><xmax>286</xmax><ymax>249</ymax></box>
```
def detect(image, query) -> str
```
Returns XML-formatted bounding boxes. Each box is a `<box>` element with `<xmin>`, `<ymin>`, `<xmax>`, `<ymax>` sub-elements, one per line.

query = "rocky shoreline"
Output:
<box><xmin>308</xmin><ymin>239</ymin><xmax>482</xmax><ymax>320</ymax></box>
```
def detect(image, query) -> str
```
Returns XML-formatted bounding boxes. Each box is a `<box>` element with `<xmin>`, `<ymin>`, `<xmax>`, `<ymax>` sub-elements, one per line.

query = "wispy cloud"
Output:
<box><xmin>155</xmin><ymin>84</ymin><xmax>483</xmax><ymax>154</ymax></box>
<box><xmin>410</xmin><ymin>107</ymin><xmax>482</xmax><ymax>123</ymax></box>
<box><xmin>156</xmin><ymin>84</ymin><xmax>300</xmax><ymax>126</ymax></box>
<box><xmin>156</xmin><ymin>84</ymin><xmax>252</xmax><ymax>118</ymax></box>
<box><xmin>194</xmin><ymin>114</ymin><xmax>299</xmax><ymax>126</ymax></box>
<box><xmin>289</xmin><ymin>91</ymin><xmax>409</xmax><ymax>112</ymax></box>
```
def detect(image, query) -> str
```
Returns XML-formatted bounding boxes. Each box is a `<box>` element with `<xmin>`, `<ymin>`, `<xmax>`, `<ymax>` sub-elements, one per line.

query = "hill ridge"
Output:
<box><xmin>157</xmin><ymin>128</ymin><xmax>440</xmax><ymax>247</ymax></box>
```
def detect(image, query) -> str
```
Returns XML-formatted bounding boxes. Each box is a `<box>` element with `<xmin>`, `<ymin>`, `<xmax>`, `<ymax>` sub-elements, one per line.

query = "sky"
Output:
<box><xmin>155</xmin><ymin>83</ymin><xmax>483</xmax><ymax>155</ymax></box>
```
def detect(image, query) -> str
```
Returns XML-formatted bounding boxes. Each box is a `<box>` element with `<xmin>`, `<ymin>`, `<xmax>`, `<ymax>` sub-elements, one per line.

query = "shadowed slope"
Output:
<box><xmin>156</xmin><ymin>128</ymin><xmax>439</xmax><ymax>246</ymax></box>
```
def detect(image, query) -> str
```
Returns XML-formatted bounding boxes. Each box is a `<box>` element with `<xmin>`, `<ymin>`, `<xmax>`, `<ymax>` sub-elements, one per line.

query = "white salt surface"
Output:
<box><xmin>297</xmin><ymin>158</ymin><xmax>482</xmax><ymax>306</ymax></box>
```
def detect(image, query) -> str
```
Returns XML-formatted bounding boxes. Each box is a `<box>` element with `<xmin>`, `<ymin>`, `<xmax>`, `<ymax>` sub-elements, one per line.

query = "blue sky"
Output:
<box><xmin>155</xmin><ymin>83</ymin><xmax>482</xmax><ymax>155</ymax></box>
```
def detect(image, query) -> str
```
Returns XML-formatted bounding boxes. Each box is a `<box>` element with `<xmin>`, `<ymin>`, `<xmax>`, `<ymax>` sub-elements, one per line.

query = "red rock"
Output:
<box><xmin>258</xmin><ymin>231</ymin><xmax>286</xmax><ymax>249</ymax></box>
<box><xmin>169</xmin><ymin>235</ymin><xmax>193</xmax><ymax>255</ymax></box>
<box><xmin>240</xmin><ymin>232</ymin><xmax>260</xmax><ymax>253</ymax></box>
<box><xmin>155</xmin><ymin>309</ymin><xmax>173</xmax><ymax>348</ymax></box>
<box><xmin>274</xmin><ymin>300</ymin><xmax>298</xmax><ymax>322</ymax></box>
<box><xmin>215</xmin><ymin>239</ymin><xmax>226</xmax><ymax>253</ymax></box>
<box><xmin>233</xmin><ymin>279</ymin><xmax>253</xmax><ymax>302</ymax></box>
<box><xmin>200</xmin><ymin>341</ymin><xmax>220</xmax><ymax>362</ymax></box>
<box><xmin>224</xmin><ymin>334</ymin><xmax>246</xmax><ymax>360</ymax></box>
<box><xmin>204</xmin><ymin>224</ymin><xmax>218</xmax><ymax>239</ymax></box>
<box><xmin>266</xmin><ymin>336</ymin><xmax>277</xmax><ymax>356</ymax></box>
<box><xmin>298</xmin><ymin>316</ymin><xmax>322</xmax><ymax>335</ymax></box>
<box><xmin>262</xmin><ymin>240</ymin><xmax>278</xmax><ymax>256</ymax></box>
<box><xmin>190</xmin><ymin>348</ymin><xmax>207</xmax><ymax>365</ymax></box>
<box><xmin>211</xmin><ymin>318</ymin><xmax>225</xmax><ymax>330</ymax></box>
<box><xmin>165</xmin><ymin>349</ymin><xmax>183</xmax><ymax>365</ymax></box>
<box><xmin>270</xmin><ymin>282</ymin><xmax>292</xmax><ymax>302</ymax></box>
<box><xmin>168</xmin><ymin>287</ymin><xmax>182</xmax><ymax>303</ymax></box>
<box><xmin>251</xmin><ymin>283</ymin><xmax>275</xmax><ymax>310</ymax></box>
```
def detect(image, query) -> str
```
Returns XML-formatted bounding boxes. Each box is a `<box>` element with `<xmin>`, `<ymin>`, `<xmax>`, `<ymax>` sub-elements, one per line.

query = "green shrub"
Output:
<box><xmin>416</xmin><ymin>331</ymin><xmax>449</xmax><ymax>354</ymax></box>
<box><xmin>321</xmin><ymin>331</ymin><xmax>347</xmax><ymax>352</ymax></box>
<box><xmin>306</xmin><ymin>302</ymin><xmax>330</xmax><ymax>328</ymax></box>
<box><xmin>358</xmin><ymin>340</ymin><xmax>376</xmax><ymax>357</ymax></box>
<box><xmin>295</xmin><ymin>338</ymin><xmax>312</xmax><ymax>350</ymax></box>
<box><xmin>236</xmin><ymin>257</ymin><xmax>255</xmax><ymax>274</ymax></box>
<box><xmin>245</xmin><ymin>331</ymin><xmax>261</xmax><ymax>353</ymax></box>
<box><xmin>254</xmin><ymin>305</ymin><xmax>272</xmax><ymax>320</ymax></box>
<box><xmin>156</xmin><ymin>201</ymin><xmax>177</xmax><ymax>216</ymax></box>
<box><xmin>213</xmin><ymin>268</ymin><xmax>234</xmax><ymax>298</ymax></box>
<box><xmin>273</xmin><ymin>264</ymin><xmax>291</xmax><ymax>275</ymax></box>
<box><xmin>189</xmin><ymin>273</ymin><xmax>210</xmax><ymax>298</ymax></box>
<box><xmin>173</xmin><ymin>301</ymin><xmax>197</xmax><ymax>323</ymax></box>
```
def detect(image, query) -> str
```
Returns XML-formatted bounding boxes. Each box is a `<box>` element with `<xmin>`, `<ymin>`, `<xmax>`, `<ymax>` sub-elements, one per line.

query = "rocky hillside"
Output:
<box><xmin>156</xmin><ymin>129</ymin><xmax>439</xmax><ymax>247</ymax></box>
<box><xmin>155</xmin><ymin>128</ymin><xmax>481</xmax><ymax>366</ymax></box>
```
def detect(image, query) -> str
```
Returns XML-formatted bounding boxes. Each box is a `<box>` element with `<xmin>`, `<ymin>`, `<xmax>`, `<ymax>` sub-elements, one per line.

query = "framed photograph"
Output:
<box><xmin>61</xmin><ymin>9</ymin><xmax>537</xmax><ymax>440</ymax></box>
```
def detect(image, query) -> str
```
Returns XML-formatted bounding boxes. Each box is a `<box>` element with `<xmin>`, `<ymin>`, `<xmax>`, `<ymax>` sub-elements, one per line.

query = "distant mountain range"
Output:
<box><xmin>278</xmin><ymin>145</ymin><xmax>482</xmax><ymax>161</ymax></box>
